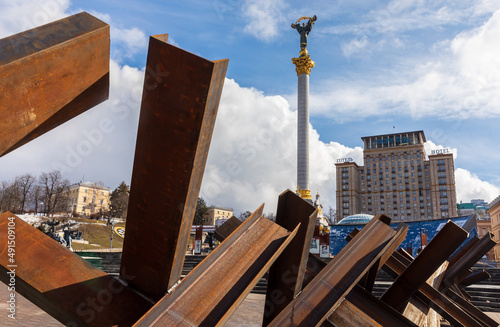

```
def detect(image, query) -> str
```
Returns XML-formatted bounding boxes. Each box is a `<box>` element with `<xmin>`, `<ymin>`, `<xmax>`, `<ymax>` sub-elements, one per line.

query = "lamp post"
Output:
<box><xmin>109</xmin><ymin>219</ymin><xmax>115</xmax><ymax>252</ymax></box>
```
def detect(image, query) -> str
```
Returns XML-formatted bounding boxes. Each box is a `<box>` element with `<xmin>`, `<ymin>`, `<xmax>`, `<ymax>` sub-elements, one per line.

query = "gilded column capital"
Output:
<box><xmin>292</xmin><ymin>55</ymin><xmax>315</xmax><ymax>76</ymax></box>
<box><xmin>297</xmin><ymin>188</ymin><xmax>312</xmax><ymax>200</ymax></box>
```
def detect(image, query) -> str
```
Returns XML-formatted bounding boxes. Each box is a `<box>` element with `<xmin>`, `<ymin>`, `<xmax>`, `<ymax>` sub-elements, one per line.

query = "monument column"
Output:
<box><xmin>292</xmin><ymin>16</ymin><xmax>316</xmax><ymax>201</ymax></box>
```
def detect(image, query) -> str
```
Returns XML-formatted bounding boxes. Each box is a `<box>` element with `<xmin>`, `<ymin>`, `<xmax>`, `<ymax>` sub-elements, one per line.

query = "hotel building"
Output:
<box><xmin>336</xmin><ymin>130</ymin><xmax>457</xmax><ymax>222</ymax></box>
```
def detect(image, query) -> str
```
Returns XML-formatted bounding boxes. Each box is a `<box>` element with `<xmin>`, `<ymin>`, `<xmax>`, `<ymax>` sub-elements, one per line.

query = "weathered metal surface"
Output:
<box><xmin>300</xmin><ymin>252</ymin><xmax>416</xmax><ymax>327</ymax></box>
<box><xmin>0</xmin><ymin>212</ymin><xmax>152</xmax><ymax>326</ymax></box>
<box><xmin>447</xmin><ymin>236</ymin><xmax>479</xmax><ymax>268</ymax></box>
<box><xmin>133</xmin><ymin>204</ymin><xmax>298</xmax><ymax>327</ymax></box>
<box><xmin>120</xmin><ymin>34</ymin><xmax>229</xmax><ymax>301</ymax></box>
<box><xmin>459</xmin><ymin>270</ymin><xmax>490</xmax><ymax>287</ymax></box>
<box><xmin>262</xmin><ymin>190</ymin><xmax>317</xmax><ymax>326</ymax></box>
<box><xmin>336</xmin><ymin>285</ymin><xmax>419</xmax><ymax>327</ymax></box>
<box><xmin>0</xmin><ymin>12</ymin><xmax>109</xmax><ymax>157</ymax></box>
<box><xmin>443</xmin><ymin>232</ymin><xmax>497</xmax><ymax>287</ymax></box>
<box><xmin>381</xmin><ymin>221</ymin><xmax>468</xmax><ymax>312</ymax></box>
<box><xmin>213</xmin><ymin>216</ymin><xmax>242</xmax><ymax>242</ymax></box>
<box><xmin>443</xmin><ymin>287</ymin><xmax>499</xmax><ymax>327</ymax></box>
<box><xmin>385</xmin><ymin>250</ymin><xmax>485</xmax><ymax>327</ymax></box>
<box><xmin>402</xmin><ymin>262</ymin><xmax>447</xmax><ymax>327</ymax></box>
<box><xmin>268</xmin><ymin>215</ymin><xmax>407</xmax><ymax>327</ymax></box>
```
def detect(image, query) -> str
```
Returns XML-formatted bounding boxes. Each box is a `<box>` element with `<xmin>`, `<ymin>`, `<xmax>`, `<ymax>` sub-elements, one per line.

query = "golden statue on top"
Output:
<box><xmin>291</xmin><ymin>15</ymin><xmax>317</xmax><ymax>57</ymax></box>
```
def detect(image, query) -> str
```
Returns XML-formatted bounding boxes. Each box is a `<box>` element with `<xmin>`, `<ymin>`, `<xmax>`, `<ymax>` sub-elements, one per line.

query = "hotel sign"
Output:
<box><xmin>431</xmin><ymin>148</ymin><xmax>451</xmax><ymax>155</ymax></box>
<box><xmin>373</xmin><ymin>136</ymin><xmax>410</xmax><ymax>146</ymax></box>
<box><xmin>337</xmin><ymin>158</ymin><xmax>353</xmax><ymax>163</ymax></box>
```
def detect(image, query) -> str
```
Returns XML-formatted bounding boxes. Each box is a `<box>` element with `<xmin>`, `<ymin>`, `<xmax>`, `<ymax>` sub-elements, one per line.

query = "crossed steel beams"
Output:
<box><xmin>120</xmin><ymin>33</ymin><xmax>229</xmax><ymax>301</ymax></box>
<box><xmin>134</xmin><ymin>204</ymin><xmax>299</xmax><ymax>326</ymax></box>
<box><xmin>0</xmin><ymin>12</ymin><xmax>110</xmax><ymax>157</ymax></box>
<box><xmin>1</xmin><ymin>11</ymin><xmax>499</xmax><ymax>327</ymax></box>
<box><xmin>0</xmin><ymin>212</ymin><xmax>152</xmax><ymax>326</ymax></box>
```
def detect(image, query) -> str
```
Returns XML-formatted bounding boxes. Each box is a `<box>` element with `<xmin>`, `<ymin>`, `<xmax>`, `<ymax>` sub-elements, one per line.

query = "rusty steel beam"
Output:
<box><xmin>385</xmin><ymin>251</ymin><xmax>486</xmax><ymax>327</ymax></box>
<box><xmin>271</xmin><ymin>220</ymin><xmax>418</xmax><ymax>327</ymax></box>
<box><xmin>133</xmin><ymin>204</ymin><xmax>298</xmax><ymax>327</ymax></box>
<box><xmin>120</xmin><ymin>34</ymin><xmax>229</xmax><ymax>301</ymax></box>
<box><xmin>299</xmin><ymin>252</ymin><xmax>417</xmax><ymax>327</ymax></box>
<box><xmin>443</xmin><ymin>232</ymin><xmax>497</xmax><ymax>287</ymax></box>
<box><xmin>208</xmin><ymin>209</ymin><xmax>415</xmax><ymax>327</ymax></box>
<box><xmin>381</xmin><ymin>221</ymin><xmax>468</xmax><ymax>313</ymax></box>
<box><xmin>0</xmin><ymin>12</ymin><xmax>109</xmax><ymax>157</ymax></box>
<box><xmin>443</xmin><ymin>288</ymin><xmax>499</xmax><ymax>327</ymax></box>
<box><xmin>268</xmin><ymin>215</ymin><xmax>407</xmax><ymax>327</ymax></box>
<box><xmin>262</xmin><ymin>190</ymin><xmax>317</xmax><ymax>326</ymax></box>
<box><xmin>213</xmin><ymin>216</ymin><xmax>242</xmax><ymax>242</ymax></box>
<box><xmin>390</xmin><ymin>248</ymin><xmax>498</xmax><ymax>327</ymax></box>
<box><xmin>447</xmin><ymin>236</ymin><xmax>479</xmax><ymax>268</ymax></box>
<box><xmin>0</xmin><ymin>212</ymin><xmax>152</xmax><ymax>326</ymax></box>
<box><xmin>459</xmin><ymin>270</ymin><xmax>491</xmax><ymax>287</ymax></box>
<box><xmin>331</xmin><ymin>285</ymin><xmax>419</xmax><ymax>327</ymax></box>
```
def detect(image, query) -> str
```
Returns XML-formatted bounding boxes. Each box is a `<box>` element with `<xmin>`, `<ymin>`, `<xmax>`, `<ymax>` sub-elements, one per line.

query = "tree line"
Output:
<box><xmin>0</xmin><ymin>170</ymin><xmax>69</xmax><ymax>215</ymax></box>
<box><xmin>0</xmin><ymin>171</ymin><xmax>131</xmax><ymax>218</ymax></box>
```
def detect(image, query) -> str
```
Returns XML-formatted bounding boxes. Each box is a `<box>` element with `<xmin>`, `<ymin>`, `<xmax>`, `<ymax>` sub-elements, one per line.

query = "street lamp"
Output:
<box><xmin>109</xmin><ymin>219</ymin><xmax>115</xmax><ymax>252</ymax></box>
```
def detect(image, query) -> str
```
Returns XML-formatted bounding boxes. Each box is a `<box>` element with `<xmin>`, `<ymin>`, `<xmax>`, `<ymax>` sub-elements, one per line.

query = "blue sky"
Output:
<box><xmin>1</xmin><ymin>0</ymin><xmax>500</xmax><ymax>214</ymax></box>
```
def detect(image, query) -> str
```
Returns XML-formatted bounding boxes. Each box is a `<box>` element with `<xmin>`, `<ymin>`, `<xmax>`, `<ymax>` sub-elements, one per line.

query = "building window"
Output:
<box><xmin>83</xmin><ymin>196</ymin><xmax>87</xmax><ymax>202</ymax></box>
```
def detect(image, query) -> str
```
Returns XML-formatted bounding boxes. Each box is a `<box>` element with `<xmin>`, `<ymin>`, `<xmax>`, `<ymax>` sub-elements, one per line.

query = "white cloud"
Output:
<box><xmin>242</xmin><ymin>0</ymin><xmax>287</xmax><ymax>41</ymax></box>
<box><xmin>424</xmin><ymin>140</ymin><xmax>457</xmax><ymax>159</ymax></box>
<box><xmin>308</xmin><ymin>8</ymin><xmax>500</xmax><ymax>122</ymax></box>
<box><xmin>200</xmin><ymin>79</ymin><xmax>362</xmax><ymax>215</ymax></box>
<box><xmin>0</xmin><ymin>0</ymin><xmax>70</xmax><ymax>37</ymax></box>
<box><xmin>325</xmin><ymin>0</ymin><xmax>500</xmax><ymax>59</ymax></box>
<box><xmin>341</xmin><ymin>37</ymin><xmax>369</xmax><ymax>57</ymax></box>
<box><xmin>455</xmin><ymin>168</ymin><xmax>500</xmax><ymax>203</ymax></box>
<box><xmin>0</xmin><ymin>60</ymin><xmax>144</xmax><ymax>189</ymax></box>
<box><xmin>87</xmin><ymin>10</ymin><xmax>148</xmax><ymax>63</ymax></box>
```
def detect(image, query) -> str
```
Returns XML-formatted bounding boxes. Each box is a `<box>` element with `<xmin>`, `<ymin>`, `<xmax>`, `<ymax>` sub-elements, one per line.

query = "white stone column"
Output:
<box><xmin>297</xmin><ymin>73</ymin><xmax>309</xmax><ymax>191</ymax></box>
<box><xmin>292</xmin><ymin>54</ymin><xmax>314</xmax><ymax>200</ymax></box>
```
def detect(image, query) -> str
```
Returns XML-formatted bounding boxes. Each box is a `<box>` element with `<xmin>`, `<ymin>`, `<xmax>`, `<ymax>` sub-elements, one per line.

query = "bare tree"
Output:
<box><xmin>39</xmin><ymin>170</ymin><xmax>70</xmax><ymax>216</ymax></box>
<box><xmin>264</xmin><ymin>212</ymin><xmax>276</xmax><ymax>222</ymax></box>
<box><xmin>239</xmin><ymin>211</ymin><xmax>252</xmax><ymax>220</ymax></box>
<box><xmin>0</xmin><ymin>180</ymin><xmax>21</xmax><ymax>213</ymax></box>
<box><xmin>30</xmin><ymin>185</ymin><xmax>43</xmax><ymax>214</ymax></box>
<box><xmin>15</xmin><ymin>173</ymin><xmax>36</xmax><ymax>213</ymax></box>
<box><xmin>325</xmin><ymin>206</ymin><xmax>338</xmax><ymax>225</ymax></box>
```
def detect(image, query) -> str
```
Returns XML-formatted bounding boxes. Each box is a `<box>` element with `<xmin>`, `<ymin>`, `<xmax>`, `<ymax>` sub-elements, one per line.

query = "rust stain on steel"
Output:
<box><xmin>0</xmin><ymin>12</ymin><xmax>109</xmax><ymax>157</ymax></box>
<box><xmin>133</xmin><ymin>204</ymin><xmax>299</xmax><ymax>327</ymax></box>
<box><xmin>0</xmin><ymin>212</ymin><xmax>152</xmax><ymax>326</ymax></box>
<box><xmin>447</xmin><ymin>235</ymin><xmax>479</xmax><ymax>268</ymax></box>
<box><xmin>443</xmin><ymin>232</ymin><xmax>497</xmax><ymax>287</ymax></box>
<box><xmin>214</xmin><ymin>216</ymin><xmax>242</xmax><ymax>242</ymax></box>
<box><xmin>459</xmin><ymin>269</ymin><xmax>490</xmax><ymax>287</ymax></box>
<box><xmin>385</xmin><ymin>251</ymin><xmax>485</xmax><ymax>327</ymax></box>
<box><xmin>268</xmin><ymin>214</ymin><xmax>407</xmax><ymax>327</ymax></box>
<box><xmin>301</xmin><ymin>227</ymin><xmax>414</xmax><ymax>327</ymax></box>
<box><xmin>381</xmin><ymin>221</ymin><xmax>468</xmax><ymax>312</ymax></box>
<box><xmin>443</xmin><ymin>287</ymin><xmax>499</xmax><ymax>327</ymax></box>
<box><xmin>262</xmin><ymin>190</ymin><xmax>317</xmax><ymax>326</ymax></box>
<box><xmin>120</xmin><ymin>34</ymin><xmax>229</xmax><ymax>301</ymax></box>
<box><xmin>334</xmin><ymin>285</ymin><xmax>418</xmax><ymax>327</ymax></box>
